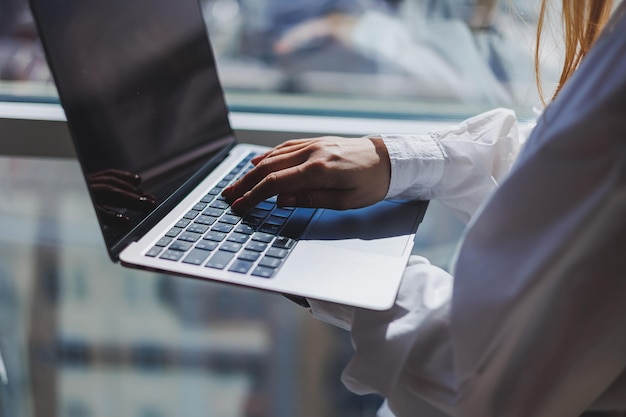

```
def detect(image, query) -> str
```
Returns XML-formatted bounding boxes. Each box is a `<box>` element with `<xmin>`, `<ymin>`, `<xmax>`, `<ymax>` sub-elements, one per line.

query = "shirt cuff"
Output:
<box><xmin>307</xmin><ymin>299</ymin><xmax>355</xmax><ymax>331</ymax></box>
<box><xmin>381</xmin><ymin>134</ymin><xmax>446</xmax><ymax>200</ymax></box>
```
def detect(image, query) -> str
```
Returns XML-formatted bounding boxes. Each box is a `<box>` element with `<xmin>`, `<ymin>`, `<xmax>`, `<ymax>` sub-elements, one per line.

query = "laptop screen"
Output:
<box><xmin>31</xmin><ymin>0</ymin><xmax>235</xmax><ymax>254</ymax></box>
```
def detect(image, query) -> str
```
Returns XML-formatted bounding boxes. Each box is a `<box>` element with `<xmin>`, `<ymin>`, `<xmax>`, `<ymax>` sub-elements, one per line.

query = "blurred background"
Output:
<box><xmin>0</xmin><ymin>0</ymin><xmax>559</xmax><ymax>119</ymax></box>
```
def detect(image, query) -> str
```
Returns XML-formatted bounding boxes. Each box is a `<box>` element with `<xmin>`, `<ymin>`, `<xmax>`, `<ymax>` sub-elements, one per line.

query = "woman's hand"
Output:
<box><xmin>222</xmin><ymin>136</ymin><xmax>391</xmax><ymax>213</ymax></box>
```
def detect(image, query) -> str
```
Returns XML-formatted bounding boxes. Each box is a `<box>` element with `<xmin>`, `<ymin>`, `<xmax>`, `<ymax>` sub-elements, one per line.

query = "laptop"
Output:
<box><xmin>29</xmin><ymin>0</ymin><xmax>428</xmax><ymax>310</ymax></box>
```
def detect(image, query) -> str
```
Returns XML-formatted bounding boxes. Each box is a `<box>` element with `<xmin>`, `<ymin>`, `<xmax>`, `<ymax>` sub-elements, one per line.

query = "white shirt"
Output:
<box><xmin>308</xmin><ymin>3</ymin><xmax>626</xmax><ymax>416</ymax></box>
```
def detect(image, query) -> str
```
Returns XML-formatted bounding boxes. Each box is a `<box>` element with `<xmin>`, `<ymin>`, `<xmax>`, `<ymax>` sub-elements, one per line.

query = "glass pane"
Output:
<box><xmin>0</xmin><ymin>0</ymin><xmax>556</xmax><ymax>120</ymax></box>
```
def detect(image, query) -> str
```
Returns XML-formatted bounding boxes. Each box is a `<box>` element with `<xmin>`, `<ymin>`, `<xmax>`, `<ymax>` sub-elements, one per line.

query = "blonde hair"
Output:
<box><xmin>536</xmin><ymin>0</ymin><xmax>615</xmax><ymax>102</ymax></box>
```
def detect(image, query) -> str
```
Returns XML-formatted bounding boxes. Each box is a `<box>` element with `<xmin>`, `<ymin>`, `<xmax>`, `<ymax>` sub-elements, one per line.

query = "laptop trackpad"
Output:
<box><xmin>303</xmin><ymin>200</ymin><xmax>420</xmax><ymax>257</ymax></box>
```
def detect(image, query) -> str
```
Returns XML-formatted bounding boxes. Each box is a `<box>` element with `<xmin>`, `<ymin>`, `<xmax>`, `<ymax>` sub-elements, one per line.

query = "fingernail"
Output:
<box><xmin>251</xmin><ymin>155</ymin><xmax>265</xmax><ymax>165</ymax></box>
<box><xmin>231</xmin><ymin>197</ymin><xmax>244</xmax><ymax>212</ymax></box>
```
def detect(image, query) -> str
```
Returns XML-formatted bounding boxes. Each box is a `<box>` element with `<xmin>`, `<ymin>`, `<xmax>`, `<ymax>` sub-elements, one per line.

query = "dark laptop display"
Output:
<box><xmin>30</xmin><ymin>0</ymin><xmax>236</xmax><ymax>256</ymax></box>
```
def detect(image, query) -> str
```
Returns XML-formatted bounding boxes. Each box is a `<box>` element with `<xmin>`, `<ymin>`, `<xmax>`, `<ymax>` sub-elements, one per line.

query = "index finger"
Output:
<box><xmin>231</xmin><ymin>166</ymin><xmax>312</xmax><ymax>213</ymax></box>
<box><xmin>223</xmin><ymin>147</ymin><xmax>308</xmax><ymax>204</ymax></box>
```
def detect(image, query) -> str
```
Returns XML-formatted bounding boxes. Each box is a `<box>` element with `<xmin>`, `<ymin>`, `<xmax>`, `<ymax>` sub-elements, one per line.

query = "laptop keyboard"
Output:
<box><xmin>144</xmin><ymin>153</ymin><xmax>312</xmax><ymax>279</ymax></box>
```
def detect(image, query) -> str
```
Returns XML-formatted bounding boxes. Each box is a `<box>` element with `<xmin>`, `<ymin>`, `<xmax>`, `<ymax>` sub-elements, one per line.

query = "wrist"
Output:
<box><xmin>368</xmin><ymin>135</ymin><xmax>391</xmax><ymax>197</ymax></box>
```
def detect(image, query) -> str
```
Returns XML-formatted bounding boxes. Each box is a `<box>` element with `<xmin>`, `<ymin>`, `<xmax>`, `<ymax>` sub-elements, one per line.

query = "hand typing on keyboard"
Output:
<box><xmin>221</xmin><ymin>136</ymin><xmax>391</xmax><ymax>214</ymax></box>
<box><xmin>145</xmin><ymin>153</ymin><xmax>312</xmax><ymax>279</ymax></box>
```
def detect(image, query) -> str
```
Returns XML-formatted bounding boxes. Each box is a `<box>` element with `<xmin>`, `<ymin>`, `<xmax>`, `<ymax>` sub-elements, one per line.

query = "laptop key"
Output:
<box><xmin>271</xmin><ymin>208</ymin><xmax>292</xmax><ymax>218</ymax></box>
<box><xmin>255</xmin><ymin>201</ymin><xmax>275</xmax><ymax>211</ymax></box>
<box><xmin>204</xmin><ymin>231</ymin><xmax>227</xmax><ymax>242</ymax></box>
<box><xmin>259</xmin><ymin>256</ymin><xmax>281</xmax><ymax>268</ymax></box>
<box><xmin>206</xmin><ymin>250</ymin><xmax>234</xmax><ymax>269</ymax></box>
<box><xmin>248</xmin><ymin>208</ymin><xmax>270</xmax><ymax>218</ymax></box>
<box><xmin>245</xmin><ymin>241</ymin><xmax>268</xmax><ymax>252</ymax></box>
<box><xmin>251</xmin><ymin>266</ymin><xmax>276</xmax><ymax>279</ymax></box>
<box><xmin>160</xmin><ymin>250</ymin><xmax>185</xmax><ymax>262</ymax></box>
<box><xmin>165</xmin><ymin>227</ymin><xmax>183</xmax><ymax>238</ymax></box>
<box><xmin>234</xmin><ymin>224</ymin><xmax>255</xmax><ymax>235</ymax></box>
<box><xmin>251</xmin><ymin>232</ymin><xmax>274</xmax><ymax>243</ymax></box>
<box><xmin>228</xmin><ymin>260</ymin><xmax>254</xmax><ymax>274</ymax></box>
<box><xmin>220</xmin><ymin>242</ymin><xmax>242</xmax><ymax>253</ymax></box>
<box><xmin>146</xmin><ymin>246</ymin><xmax>163</xmax><ymax>257</ymax></box>
<box><xmin>195</xmin><ymin>215</ymin><xmax>217</xmax><ymax>226</ymax></box>
<box><xmin>195</xmin><ymin>240</ymin><xmax>218</xmax><ymax>251</ymax></box>
<box><xmin>238</xmin><ymin>250</ymin><xmax>260</xmax><ymax>262</ymax></box>
<box><xmin>155</xmin><ymin>237</ymin><xmax>173</xmax><ymax>247</ymax></box>
<box><xmin>212</xmin><ymin>223</ymin><xmax>233</xmax><ymax>233</ymax></box>
<box><xmin>227</xmin><ymin>233</ymin><xmax>249</xmax><ymax>244</ymax></box>
<box><xmin>266</xmin><ymin>247</ymin><xmax>289</xmax><ymax>258</ymax></box>
<box><xmin>175</xmin><ymin>219</ymin><xmax>191</xmax><ymax>228</ymax></box>
<box><xmin>169</xmin><ymin>241</ymin><xmax>193</xmax><ymax>252</ymax></box>
<box><xmin>183</xmin><ymin>210</ymin><xmax>200</xmax><ymax>220</ymax></box>
<box><xmin>242</xmin><ymin>217</ymin><xmax>263</xmax><ymax>228</ymax></box>
<box><xmin>200</xmin><ymin>195</ymin><xmax>213</xmax><ymax>203</ymax></box>
<box><xmin>178</xmin><ymin>231</ymin><xmax>202</xmax><ymax>242</ymax></box>
<box><xmin>203</xmin><ymin>207</ymin><xmax>223</xmax><ymax>217</ymax></box>
<box><xmin>209</xmin><ymin>200</ymin><xmax>229</xmax><ymax>210</ymax></box>
<box><xmin>272</xmin><ymin>236</ymin><xmax>296</xmax><ymax>249</ymax></box>
<box><xmin>187</xmin><ymin>223</ymin><xmax>209</xmax><ymax>234</ymax></box>
<box><xmin>265</xmin><ymin>216</ymin><xmax>286</xmax><ymax>226</ymax></box>
<box><xmin>220</xmin><ymin>214</ymin><xmax>241</xmax><ymax>225</ymax></box>
<box><xmin>259</xmin><ymin>224</ymin><xmax>281</xmax><ymax>235</ymax></box>
<box><xmin>182</xmin><ymin>249</ymin><xmax>211</xmax><ymax>265</ymax></box>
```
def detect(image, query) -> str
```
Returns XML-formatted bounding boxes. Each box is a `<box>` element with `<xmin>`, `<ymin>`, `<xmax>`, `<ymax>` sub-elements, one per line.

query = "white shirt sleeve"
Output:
<box><xmin>308</xmin><ymin>108</ymin><xmax>521</xmax><ymax>329</ymax></box>
<box><xmin>382</xmin><ymin>107</ymin><xmax>521</xmax><ymax>223</ymax></box>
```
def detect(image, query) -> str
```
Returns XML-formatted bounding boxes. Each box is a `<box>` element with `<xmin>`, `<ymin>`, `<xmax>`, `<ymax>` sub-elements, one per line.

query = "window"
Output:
<box><xmin>0</xmin><ymin>0</ymin><xmax>552</xmax><ymax>121</ymax></box>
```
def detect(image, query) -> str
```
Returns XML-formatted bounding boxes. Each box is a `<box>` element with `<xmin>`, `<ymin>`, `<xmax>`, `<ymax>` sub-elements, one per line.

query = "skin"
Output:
<box><xmin>222</xmin><ymin>136</ymin><xmax>391</xmax><ymax>213</ymax></box>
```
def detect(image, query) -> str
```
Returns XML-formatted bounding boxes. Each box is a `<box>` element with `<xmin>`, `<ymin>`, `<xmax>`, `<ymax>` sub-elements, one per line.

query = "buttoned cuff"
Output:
<box><xmin>381</xmin><ymin>134</ymin><xmax>445</xmax><ymax>200</ymax></box>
